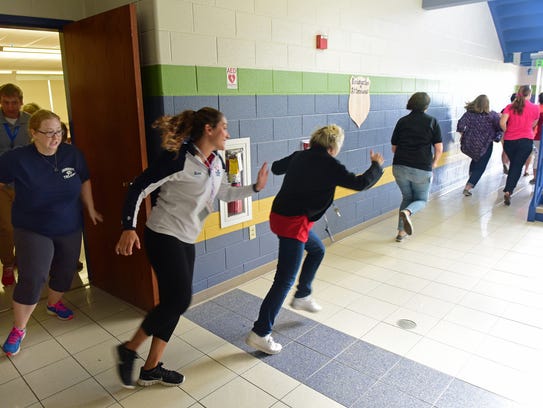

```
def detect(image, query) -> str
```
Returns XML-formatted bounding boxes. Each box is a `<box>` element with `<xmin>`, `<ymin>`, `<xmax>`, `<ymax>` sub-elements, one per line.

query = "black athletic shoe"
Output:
<box><xmin>137</xmin><ymin>362</ymin><xmax>185</xmax><ymax>387</ymax></box>
<box><xmin>115</xmin><ymin>343</ymin><xmax>137</xmax><ymax>389</ymax></box>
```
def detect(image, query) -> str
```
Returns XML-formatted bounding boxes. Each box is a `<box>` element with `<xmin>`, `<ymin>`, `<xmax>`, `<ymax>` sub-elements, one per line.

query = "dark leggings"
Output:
<box><xmin>467</xmin><ymin>142</ymin><xmax>493</xmax><ymax>187</ymax></box>
<box><xmin>503</xmin><ymin>138</ymin><xmax>533</xmax><ymax>194</ymax></box>
<box><xmin>13</xmin><ymin>228</ymin><xmax>81</xmax><ymax>305</ymax></box>
<box><xmin>141</xmin><ymin>227</ymin><xmax>195</xmax><ymax>342</ymax></box>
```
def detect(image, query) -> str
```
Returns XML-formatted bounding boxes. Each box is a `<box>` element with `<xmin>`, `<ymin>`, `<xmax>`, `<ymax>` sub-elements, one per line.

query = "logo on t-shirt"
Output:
<box><xmin>61</xmin><ymin>167</ymin><xmax>77</xmax><ymax>179</ymax></box>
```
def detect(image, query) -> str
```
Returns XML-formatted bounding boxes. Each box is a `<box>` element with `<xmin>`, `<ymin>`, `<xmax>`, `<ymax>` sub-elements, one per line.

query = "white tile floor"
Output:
<box><xmin>0</xmin><ymin>170</ymin><xmax>542</xmax><ymax>407</ymax></box>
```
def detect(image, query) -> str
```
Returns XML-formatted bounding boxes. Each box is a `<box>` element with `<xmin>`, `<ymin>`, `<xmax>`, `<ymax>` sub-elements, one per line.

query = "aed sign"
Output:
<box><xmin>226</xmin><ymin>67</ymin><xmax>238</xmax><ymax>89</ymax></box>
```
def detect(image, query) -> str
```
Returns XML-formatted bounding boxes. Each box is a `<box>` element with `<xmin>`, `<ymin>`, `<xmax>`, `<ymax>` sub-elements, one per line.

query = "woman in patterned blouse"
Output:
<box><xmin>457</xmin><ymin>94</ymin><xmax>501</xmax><ymax>196</ymax></box>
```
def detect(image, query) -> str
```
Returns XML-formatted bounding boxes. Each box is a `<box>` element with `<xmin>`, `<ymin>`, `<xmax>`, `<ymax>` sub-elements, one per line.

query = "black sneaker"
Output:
<box><xmin>115</xmin><ymin>343</ymin><xmax>137</xmax><ymax>389</ymax></box>
<box><xmin>137</xmin><ymin>362</ymin><xmax>185</xmax><ymax>387</ymax></box>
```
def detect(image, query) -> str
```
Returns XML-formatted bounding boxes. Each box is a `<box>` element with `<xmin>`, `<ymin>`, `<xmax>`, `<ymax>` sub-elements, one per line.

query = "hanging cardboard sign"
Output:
<box><xmin>226</xmin><ymin>67</ymin><xmax>238</xmax><ymax>89</ymax></box>
<box><xmin>348</xmin><ymin>76</ymin><xmax>370</xmax><ymax>128</ymax></box>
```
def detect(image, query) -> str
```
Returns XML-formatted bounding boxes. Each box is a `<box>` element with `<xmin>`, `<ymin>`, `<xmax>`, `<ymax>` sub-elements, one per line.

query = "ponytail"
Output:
<box><xmin>153</xmin><ymin>107</ymin><xmax>223</xmax><ymax>153</ymax></box>
<box><xmin>511</xmin><ymin>85</ymin><xmax>531</xmax><ymax>115</ymax></box>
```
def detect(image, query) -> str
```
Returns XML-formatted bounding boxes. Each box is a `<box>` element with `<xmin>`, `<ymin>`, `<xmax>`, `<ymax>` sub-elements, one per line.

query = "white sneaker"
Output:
<box><xmin>290</xmin><ymin>295</ymin><xmax>322</xmax><ymax>312</ymax></box>
<box><xmin>245</xmin><ymin>331</ymin><xmax>282</xmax><ymax>354</ymax></box>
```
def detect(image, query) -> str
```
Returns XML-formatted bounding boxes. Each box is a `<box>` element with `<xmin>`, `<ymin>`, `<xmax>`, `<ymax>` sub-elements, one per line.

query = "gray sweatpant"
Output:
<box><xmin>13</xmin><ymin>228</ymin><xmax>82</xmax><ymax>305</ymax></box>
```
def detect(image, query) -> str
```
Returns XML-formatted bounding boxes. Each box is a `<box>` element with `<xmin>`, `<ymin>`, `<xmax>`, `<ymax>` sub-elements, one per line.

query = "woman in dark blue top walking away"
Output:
<box><xmin>245</xmin><ymin>124</ymin><xmax>384</xmax><ymax>354</ymax></box>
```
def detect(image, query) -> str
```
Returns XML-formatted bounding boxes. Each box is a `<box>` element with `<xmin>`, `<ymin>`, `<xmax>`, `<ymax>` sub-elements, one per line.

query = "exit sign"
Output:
<box><xmin>536</xmin><ymin>59</ymin><xmax>543</xmax><ymax>67</ymax></box>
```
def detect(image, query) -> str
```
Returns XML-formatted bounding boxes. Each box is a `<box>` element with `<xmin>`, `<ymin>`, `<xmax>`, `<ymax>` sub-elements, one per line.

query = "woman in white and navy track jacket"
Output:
<box><xmin>114</xmin><ymin>107</ymin><xmax>269</xmax><ymax>388</ymax></box>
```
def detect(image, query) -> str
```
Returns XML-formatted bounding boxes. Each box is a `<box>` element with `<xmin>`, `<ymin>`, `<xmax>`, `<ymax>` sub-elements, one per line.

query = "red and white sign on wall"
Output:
<box><xmin>226</xmin><ymin>67</ymin><xmax>238</xmax><ymax>89</ymax></box>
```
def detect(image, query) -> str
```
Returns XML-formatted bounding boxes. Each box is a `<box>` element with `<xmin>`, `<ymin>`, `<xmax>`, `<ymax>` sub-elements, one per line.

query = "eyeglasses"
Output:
<box><xmin>36</xmin><ymin>129</ymin><xmax>64</xmax><ymax>138</ymax></box>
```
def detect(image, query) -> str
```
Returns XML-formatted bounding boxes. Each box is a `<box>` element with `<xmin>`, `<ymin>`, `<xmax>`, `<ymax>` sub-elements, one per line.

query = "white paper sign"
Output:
<box><xmin>226</xmin><ymin>67</ymin><xmax>238</xmax><ymax>89</ymax></box>
<box><xmin>348</xmin><ymin>76</ymin><xmax>370</xmax><ymax>128</ymax></box>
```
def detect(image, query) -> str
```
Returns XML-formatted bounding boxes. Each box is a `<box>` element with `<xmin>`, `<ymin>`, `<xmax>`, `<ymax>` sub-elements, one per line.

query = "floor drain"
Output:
<box><xmin>397</xmin><ymin>319</ymin><xmax>417</xmax><ymax>330</ymax></box>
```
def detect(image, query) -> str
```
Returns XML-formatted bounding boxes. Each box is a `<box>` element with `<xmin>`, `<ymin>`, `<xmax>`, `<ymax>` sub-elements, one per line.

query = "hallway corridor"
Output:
<box><xmin>0</xmin><ymin>170</ymin><xmax>541</xmax><ymax>407</ymax></box>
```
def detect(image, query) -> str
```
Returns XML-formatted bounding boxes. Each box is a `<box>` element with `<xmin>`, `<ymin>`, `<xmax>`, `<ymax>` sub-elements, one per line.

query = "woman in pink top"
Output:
<box><xmin>499</xmin><ymin>85</ymin><xmax>539</xmax><ymax>205</ymax></box>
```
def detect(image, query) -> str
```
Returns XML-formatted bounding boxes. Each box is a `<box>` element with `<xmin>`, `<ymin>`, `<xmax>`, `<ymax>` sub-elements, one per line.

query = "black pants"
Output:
<box><xmin>503</xmin><ymin>138</ymin><xmax>533</xmax><ymax>194</ymax></box>
<box><xmin>141</xmin><ymin>227</ymin><xmax>195</xmax><ymax>342</ymax></box>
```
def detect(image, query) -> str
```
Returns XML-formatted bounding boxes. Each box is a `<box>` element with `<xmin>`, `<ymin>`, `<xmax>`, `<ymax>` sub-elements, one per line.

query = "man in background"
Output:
<box><xmin>0</xmin><ymin>83</ymin><xmax>31</xmax><ymax>285</ymax></box>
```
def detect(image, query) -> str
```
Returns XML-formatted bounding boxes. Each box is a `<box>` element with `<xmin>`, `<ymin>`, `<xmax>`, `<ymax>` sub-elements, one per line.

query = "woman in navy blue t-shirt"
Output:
<box><xmin>0</xmin><ymin>109</ymin><xmax>102</xmax><ymax>356</ymax></box>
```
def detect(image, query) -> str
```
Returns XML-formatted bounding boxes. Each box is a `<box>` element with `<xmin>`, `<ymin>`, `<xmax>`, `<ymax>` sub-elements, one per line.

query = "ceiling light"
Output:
<box><xmin>0</xmin><ymin>46</ymin><xmax>60</xmax><ymax>54</ymax></box>
<box><xmin>0</xmin><ymin>46</ymin><xmax>61</xmax><ymax>61</ymax></box>
<box><xmin>16</xmin><ymin>70</ymin><xmax>63</xmax><ymax>75</ymax></box>
<box><xmin>0</xmin><ymin>70</ymin><xmax>13</xmax><ymax>74</ymax></box>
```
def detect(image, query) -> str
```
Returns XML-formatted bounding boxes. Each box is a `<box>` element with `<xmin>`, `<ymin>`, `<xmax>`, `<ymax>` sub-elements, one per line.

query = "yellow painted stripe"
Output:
<box><xmin>197</xmin><ymin>150</ymin><xmax>464</xmax><ymax>242</ymax></box>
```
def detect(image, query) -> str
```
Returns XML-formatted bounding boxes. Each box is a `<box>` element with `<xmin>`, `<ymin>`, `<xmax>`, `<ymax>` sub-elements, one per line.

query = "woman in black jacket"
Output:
<box><xmin>245</xmin><ymin>124</ymin><xmax>384</xmax><ymax>354</ymax></box>
<box><xmin>391</xmin><ymin>92</ymin><xmax>442</xmax><ymax>242</ymax></box>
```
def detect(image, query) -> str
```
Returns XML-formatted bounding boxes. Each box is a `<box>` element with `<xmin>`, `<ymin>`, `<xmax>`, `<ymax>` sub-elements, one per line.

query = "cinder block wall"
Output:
<box><xmin>135</xmin><ymin>0</ymin><xmax>520</xmax><ymax>293</ymax></box>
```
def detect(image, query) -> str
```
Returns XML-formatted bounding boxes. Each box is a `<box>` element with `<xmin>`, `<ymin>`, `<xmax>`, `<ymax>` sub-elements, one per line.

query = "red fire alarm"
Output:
<box><xmin>316</xmin><ymin>34</ymin><xmax>328</xmax><ymax>50</ymax></box>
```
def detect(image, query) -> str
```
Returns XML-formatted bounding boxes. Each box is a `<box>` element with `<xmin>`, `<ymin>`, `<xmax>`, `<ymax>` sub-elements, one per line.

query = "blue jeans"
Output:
<box><xmin>392</xmin><ymin>165</ymin><xmax>432</xmax><ymax>230</ymax></box>
<box><xmin>503</xmin><ymin>138</ymin><xmax>534</xmax><ymax>194</ymax></box>
<box><xmin>468</xmin><ymin>142</ymin><xmax>493</xmax><ymax>187</ymax></box>
<box><xmin>252</xmin><ymin>229</ymin><xmax>325</xmax><ymax>337</ymax></box>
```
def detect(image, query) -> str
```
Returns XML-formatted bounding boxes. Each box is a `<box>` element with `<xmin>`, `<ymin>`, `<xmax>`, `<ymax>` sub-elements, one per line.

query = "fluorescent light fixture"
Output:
<box><xmin>1</xmin><ymin>46</ymin><xmax>60</xmax><ymax>55</ymax></box>
<box><xmin>0</xmin><ymin>46</ymin><xmax>61</xmax><ymax>61</ymax></box>
<box><xmin>16</xmin><ymin>70</ymin><xmax>63</xmax><ymax>75</ymax></box>
<box><xmin>0</xmin><ymin>70</ymin><xmax>13</xmax><ymax>74</ymax></box>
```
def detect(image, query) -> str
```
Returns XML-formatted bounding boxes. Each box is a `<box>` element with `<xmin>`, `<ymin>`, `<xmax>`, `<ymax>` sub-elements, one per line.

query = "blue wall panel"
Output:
<box><xmin>205</xmin><ymin>229</ymin><xmax>244</xmax><ymax>253</ymax></box>
<box><xmin>315</xmin><ymin>95</ymin><xmax>340</xmax><ymax>114</ymax></box>
<box><xmin>303</xmin><ymin>114</ymin><xmax>328</xmax><ymax>136</ymax></box>
<box><xmin>240</xmin><ymin>118</ymin><xmax>274</xmax><ymax>143</ymax></box>
<box><xmin>194</xmin><ymin>249</ymin><xmax>226</xmax><ymax>281</ymax></box>
<box><xmin>327</xmin><ymin>112</ymin><xmax>351</xmax><ymax>130</ymax></box>
<box><xmin>288</xmin><ymin>95</ymin><xmax>315</xmax><ymax>115</ymax></box>
<box><xmin>339</xmin><ymin>95</ymin><xmax>349</xmax><ymax>112</ymax></box>
<box><xmin>257</xmin><ymin>95</ymin><xmax>288</xmax><ymax>117</ymax></box>
<box><xmin>225</xmin><ymin>238</ymin><xmax>261</xmax><ymax>269</ymax></box>
<box><xmin>259</xmin><ymin>232</ymin><xmax>278</xmax><ymax>256</ymax></box>
<box><xmin>219</xmin><ymin>95</ymin><xmax>256</xmax><ymax>120</ymax></box>
<box><xmin>173</xmin><ymin>96</ymin><xmax>219</xmax><ymax>113</ymax></box>
<box><xmin>273</xmin><ymin>117</ymin><xmax>303</xmax><ymax>140</ymax></box>
<box><xmin>257</xmin><ymin>140</ymin><xmax>289</xmax><ymax>164</ymax></box>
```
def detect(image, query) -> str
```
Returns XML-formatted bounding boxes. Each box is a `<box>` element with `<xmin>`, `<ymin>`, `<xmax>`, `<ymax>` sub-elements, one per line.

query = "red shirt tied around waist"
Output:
<box><xmin>269</xmin><ymin>212</ymin><xmax>314</xmax><ymax>242</ymax></box>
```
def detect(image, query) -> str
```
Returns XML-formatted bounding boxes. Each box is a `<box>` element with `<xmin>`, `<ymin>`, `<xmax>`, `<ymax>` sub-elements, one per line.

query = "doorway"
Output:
<box><xmin>0</xmin><ymin>27</ymin><xmax>89</xmax><ymax>312</ymax></box>
<box><xmin>2</xmin><ymin>5</ymin><xmax>157</xmax><ymax>312</ymax></box>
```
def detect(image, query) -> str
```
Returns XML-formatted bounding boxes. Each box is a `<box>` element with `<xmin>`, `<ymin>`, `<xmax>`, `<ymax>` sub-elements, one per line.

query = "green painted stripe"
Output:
<box><xmin>142</xmin><ymin>64</ymin><xmax>449</xmax><ymax>97</ymax></box>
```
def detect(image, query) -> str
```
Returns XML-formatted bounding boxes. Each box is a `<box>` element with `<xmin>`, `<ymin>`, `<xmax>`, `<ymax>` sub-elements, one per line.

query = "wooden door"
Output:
<box><xmin>62</xmin><ymin>4</ymin><xmax>157</xmax><ymax>310</ymax></box>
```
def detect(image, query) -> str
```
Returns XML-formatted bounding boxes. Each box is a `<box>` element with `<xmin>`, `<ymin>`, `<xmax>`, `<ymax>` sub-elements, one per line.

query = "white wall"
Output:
<box><xmin>136</xmin><ymin>0</ymin><xmax>521</xmax><ymax>107</ymax></box>
<box><xmin>140</xmin><ymin>2</ymin><xmax>515</xmax><ymax>75</ymax></box>
<box><xmin>0</xmin><ymin>0</ymin><xmax>523</xmax><ymax>108</ymax></box>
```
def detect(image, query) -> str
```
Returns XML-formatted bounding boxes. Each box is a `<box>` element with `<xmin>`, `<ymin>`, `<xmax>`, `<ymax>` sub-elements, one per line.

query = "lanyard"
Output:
<box><xmin>3</xmin><ymin>123</ymin><xmax>20</xmax><ymax>148</ymax></box>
